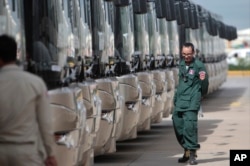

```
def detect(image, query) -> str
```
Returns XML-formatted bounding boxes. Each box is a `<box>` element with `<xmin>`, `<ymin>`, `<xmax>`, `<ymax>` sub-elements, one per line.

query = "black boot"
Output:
<box><xmin>189</xmin><ymin>150</ymin><xmax>198</xmax><ymax>165</ymax></box>
<box><xmin>178</xmin><ymin>149</ymin><xmax>190</xmax><ymax>163</ymax></box>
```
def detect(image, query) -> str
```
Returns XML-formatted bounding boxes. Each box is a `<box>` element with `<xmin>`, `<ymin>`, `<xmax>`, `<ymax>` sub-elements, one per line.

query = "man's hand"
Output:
<box><xmin>45</xmin><ymin>156</ymin><xmax>57</xmax><ymax>166</ymax></box>
<box><xmin>199</xmin><ymin>71</ymin><xmax>206</xmax><ymax>80</ymax></box>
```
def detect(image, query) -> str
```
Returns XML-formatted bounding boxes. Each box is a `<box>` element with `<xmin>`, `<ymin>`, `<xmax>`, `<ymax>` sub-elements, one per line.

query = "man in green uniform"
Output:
<box><xmin>172</xmin><ymin>42</ymin><xmax>209</xmax><ymax>165</ymax></box>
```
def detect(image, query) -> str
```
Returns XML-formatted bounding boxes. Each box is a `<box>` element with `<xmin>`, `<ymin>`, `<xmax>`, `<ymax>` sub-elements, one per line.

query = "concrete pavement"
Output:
<box><xmin>94</xmin><ymin>75</ymin><xmax>250</xmax><ymax>166</ymax></box>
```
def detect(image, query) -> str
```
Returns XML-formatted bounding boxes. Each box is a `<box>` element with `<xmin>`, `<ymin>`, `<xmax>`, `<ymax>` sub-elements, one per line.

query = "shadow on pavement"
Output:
<box><xmin>94</xmin><ymin>77</ymin><xmax>249</xmax><ymax>165</ymax></box>
<box><xmin>94</xmin><ymin>119</ymin><xmax>223</xmax><ymax>165</ymax></box>
<box><xmin>197</xmin><ymin>157</ymin><xmax>229</xmax><ymax>164</ymax></box>
<box><xmin>202</xmin><ymin>86</ymin><xmax>246</xmax><ymax>113</ymax></box>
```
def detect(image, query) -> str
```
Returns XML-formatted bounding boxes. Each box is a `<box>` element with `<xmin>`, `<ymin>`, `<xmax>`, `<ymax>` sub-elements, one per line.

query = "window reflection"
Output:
<box><xmin>0</xmin><ymin>0</ymin><xmax>26</xmax><ymax>67</ymax></box>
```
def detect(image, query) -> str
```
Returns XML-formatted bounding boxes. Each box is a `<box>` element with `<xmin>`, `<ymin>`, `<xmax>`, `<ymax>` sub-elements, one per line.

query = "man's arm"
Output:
<box><xmin>36</xmin><ymin>80</ymin><xmax>57</xmax><ymax>166</ymax></box>
<box><xmin>199</xmin><ymin>63</ymin><xmax>209</xmax><ymax>96</ymax></box>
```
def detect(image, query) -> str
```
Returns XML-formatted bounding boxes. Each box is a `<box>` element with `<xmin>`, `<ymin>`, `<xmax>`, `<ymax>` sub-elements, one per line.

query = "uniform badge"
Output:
<box><xmin>189</xmin><ymin>69</ymin><xmax>195</xmax><ymax>75</ymax></box>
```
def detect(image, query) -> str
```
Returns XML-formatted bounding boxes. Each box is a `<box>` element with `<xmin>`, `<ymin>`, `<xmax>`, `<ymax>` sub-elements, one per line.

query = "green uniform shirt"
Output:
<box><xmin>174</xmin><ymin>59</ymin><xmax>209</xmax><ymax>112</ymax></box>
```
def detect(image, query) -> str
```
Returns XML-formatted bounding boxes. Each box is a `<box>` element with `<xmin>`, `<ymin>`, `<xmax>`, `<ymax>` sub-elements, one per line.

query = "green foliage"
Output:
<box><xmin>228</xmin><ymin>64</ymin><xmax>250</xmax><ymax>70</ymax></box>
<box><xmin>228</xmin><ymin>58</ymin><xmax>250</xmax><ymax>70</ymax></box>
<box><xmin>229</xmin><ymin>65</ymin><xmax>250</xmax><ymax>70</ymax></box>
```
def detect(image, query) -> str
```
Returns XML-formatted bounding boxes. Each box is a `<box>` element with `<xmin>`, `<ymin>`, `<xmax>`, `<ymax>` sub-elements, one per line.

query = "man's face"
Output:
<box><xmin>182</xmin><ymin>46</ymin><xmax>194</xmax><ymax>64</ymax></box>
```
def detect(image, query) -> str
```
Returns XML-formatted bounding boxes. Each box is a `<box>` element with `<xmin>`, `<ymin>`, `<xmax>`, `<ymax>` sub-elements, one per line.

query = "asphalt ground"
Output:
<box><xmin>94</xmin><ymin>75</ymin><xmax>250</xmax><ymax>166</ymax></box>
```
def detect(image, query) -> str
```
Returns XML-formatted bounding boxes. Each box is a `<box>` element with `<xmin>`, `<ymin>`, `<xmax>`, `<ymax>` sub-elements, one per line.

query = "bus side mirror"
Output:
<box><xmin>166</xmin><ymin>0</ymin><xmax>176</xmax><ymax>21</ymax></box>
<box><xmin>183</xmin><ymin>1</ymin><xmax>191</xmax><ymax>28</ymax></box>
<box><xmin>114</xmin><ymin>0</ymin><xmax>131</xmax><ymax>7</ymax></box>
<box><xmin>211</xmin><ymin>19</ymin><xmax>218</xmax><ymax>36</ymax></box>
<box><xmin>175</xmin><ymin>1</ymin><xmax>184</xmax><ymax>25</ymax></box>
<box><xmin>205</xmin><ymin>14</ymin><xmax>214</xmax><ymax>36</ymax></box>
<box><xmin>132</xmin><ymin>0</ymin><xmax>147</xmax><ymax>14</ymax></box>
<box><xmin>226</xmin><ymin>26</ymin><xmax>237</xmax><ymax>41</ymax></box>
<box><xmin>231</xmin><ymin>26</ymin><xmax>237</xmax><ymax>40</ymax></box>
<box><xmin>207</xmin><ymin>18</ymin><xmax>217</xmax><ymax>36</ymax></box>
<box><xmin>155</xmin><ymin>0</ymin><xmax>176</xmax><ymax>21</ymax></box>
<box><xmin>190</xmin><ymin>4</ymin><xmax>199</xmax><ymax>29</ymax></box>
<box><xmin>218</xmin><ymin>21</ymin><xmax>226</xmax><ymax>38</ymax></box>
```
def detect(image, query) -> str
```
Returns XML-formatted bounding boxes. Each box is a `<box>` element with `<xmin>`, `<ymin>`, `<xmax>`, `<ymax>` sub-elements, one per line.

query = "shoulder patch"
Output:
<box><xmin>189</xmin><ymin>69</ymin><xmax>195</xmax><ymax>75</ymax></box>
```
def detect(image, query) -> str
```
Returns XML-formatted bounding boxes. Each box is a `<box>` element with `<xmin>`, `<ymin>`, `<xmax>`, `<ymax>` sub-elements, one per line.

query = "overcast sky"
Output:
<box><xmin>192</xmin><ymin>0</ymin><xmax>250</xmax><ymax>31</ymax></box>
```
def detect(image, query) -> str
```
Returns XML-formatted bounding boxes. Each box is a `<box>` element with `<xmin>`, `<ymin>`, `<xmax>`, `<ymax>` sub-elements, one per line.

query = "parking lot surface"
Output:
<box><xmin>94</xmin><ymin>75</ymin><xmax>250</xmax><ymax>166</ymax></box>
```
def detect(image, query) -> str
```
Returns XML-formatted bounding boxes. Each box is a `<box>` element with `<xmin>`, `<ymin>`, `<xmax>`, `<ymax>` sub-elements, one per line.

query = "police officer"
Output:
<box><xmin>172</xmin><ymin>42</ymin><xmax>209</xmax><ymax>165</ymax></box>
<box><xmin>0</xmin><ymin>35</ymin><xmax>57</xmax><ymax>166</ymax></box>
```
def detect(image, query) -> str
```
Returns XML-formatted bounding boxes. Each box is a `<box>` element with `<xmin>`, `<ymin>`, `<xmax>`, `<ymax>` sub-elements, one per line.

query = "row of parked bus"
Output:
<box><xmin>0</xmin><ymin>0</ymin><xmax>237</xmax><ymax>165</ymax></box>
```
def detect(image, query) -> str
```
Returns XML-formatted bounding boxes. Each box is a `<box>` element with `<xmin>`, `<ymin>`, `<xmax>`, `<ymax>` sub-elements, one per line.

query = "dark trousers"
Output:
<box><xmin>172</xmin><ymin>110</ymin><xmax>200</xmax><ymax>150</ymax></box>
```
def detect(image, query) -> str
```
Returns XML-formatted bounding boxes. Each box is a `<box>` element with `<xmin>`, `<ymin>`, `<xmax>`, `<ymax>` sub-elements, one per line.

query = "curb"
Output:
<box><xmin>227</xmin><ymin>70</ymin><xmax>250</xmax><ymax>76</ymax></box>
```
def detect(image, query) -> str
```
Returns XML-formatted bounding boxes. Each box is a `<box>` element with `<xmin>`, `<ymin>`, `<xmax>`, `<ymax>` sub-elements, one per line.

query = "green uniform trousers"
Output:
<box><xmin>172</xmin><ymin>110</ymin><xmax>200</xmax><ymax>150</ymax></box>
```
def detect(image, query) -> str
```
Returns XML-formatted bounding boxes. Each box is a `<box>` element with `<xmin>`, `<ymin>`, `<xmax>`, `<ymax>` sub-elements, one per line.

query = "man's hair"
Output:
<box><xmin>182</xmin><ymin>42</ymin><xmax>195</xmax><ymax>53</ymax></box>
<box><xmin>0</xmin><ymin>34</ymin><xmax>17</xmax><ymax>63</ymax></box>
